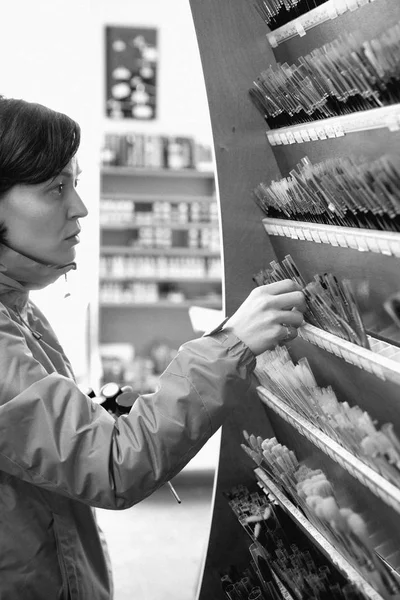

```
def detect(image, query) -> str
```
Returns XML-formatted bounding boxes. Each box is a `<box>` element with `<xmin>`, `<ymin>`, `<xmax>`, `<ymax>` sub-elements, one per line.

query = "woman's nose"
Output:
<box><xmin>68</xmin><ymin>190</ymin><xmax>89</xmax><ymax>219</ymax></box>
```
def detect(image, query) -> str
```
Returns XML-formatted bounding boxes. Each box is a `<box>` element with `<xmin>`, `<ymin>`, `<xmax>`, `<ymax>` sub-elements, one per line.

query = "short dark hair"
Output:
<box><xmin>0</xmin><ymin>96</ymin><xmax>81</xmax><ymax>197</ymax></box>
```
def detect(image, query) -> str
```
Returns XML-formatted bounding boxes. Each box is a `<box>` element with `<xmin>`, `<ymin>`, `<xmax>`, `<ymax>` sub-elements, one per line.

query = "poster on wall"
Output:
<box><xmin>105</xmin><ymin>26</ymin><xmax>158</xmax><ymax>120</ymax></box>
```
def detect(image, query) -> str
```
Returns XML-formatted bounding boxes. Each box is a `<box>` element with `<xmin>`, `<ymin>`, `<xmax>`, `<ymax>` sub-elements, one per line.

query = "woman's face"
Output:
<box><xmin>0</xmin><ymin>157</ymin><xmax>88</xmax><ymax>266</ymax></box>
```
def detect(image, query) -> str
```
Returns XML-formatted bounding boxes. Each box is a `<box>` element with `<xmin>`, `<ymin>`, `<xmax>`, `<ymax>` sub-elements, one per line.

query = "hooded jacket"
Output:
<box><xmin>0</xmin><ymin>245</ymin><xmax>256</xmax><ymax>600</ymax></box>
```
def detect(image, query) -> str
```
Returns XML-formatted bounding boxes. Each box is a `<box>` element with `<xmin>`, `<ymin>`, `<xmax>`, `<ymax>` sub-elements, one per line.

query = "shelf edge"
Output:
<box><xmin>100</xmin><ymin>246</ymin><xmax>220</xmax><ymax>257</ymax></box>
<box><xmin>99</xmin><ymin>301</ymin><xmax>222</xmax><ymax>309</ymax></box>
<box><xmin>262</xmin><ymin>218</ymin><xmax>400</xmax><ymax>258</ymax></box>
<box><xmin>266</xmin><ymin>105</ymin><xmax>400</xmax><ymax>146</ymax></box>
<box><xmin>298</xmin><ymin>323</ymin><xmax>400</xmax><ymax>384</ymax></box>
<box><xmin>100</xmin><ymin>221</ymin><xmax>219</xmax><ymax>231</ymax></box>
<box><xmin>99</xmin><ymin>276</ymin><xmax>221</xmax><ymax>283</ymax></box>
<box><xmin>101</xmin><ymin>166</ymin><xmax>214</xmax><ymax>178</ymax></box>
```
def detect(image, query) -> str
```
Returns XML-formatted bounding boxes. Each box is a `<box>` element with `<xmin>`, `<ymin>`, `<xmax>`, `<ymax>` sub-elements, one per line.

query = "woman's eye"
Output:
<box><xmin>74</xmin><ymin>178</ymin><xmax>80</xmax><ymax>188</ymax></box>
<box><xmin>56</xmin><ymin>183</ymin><xmax>64</xmax><ymax>195</ymax></box>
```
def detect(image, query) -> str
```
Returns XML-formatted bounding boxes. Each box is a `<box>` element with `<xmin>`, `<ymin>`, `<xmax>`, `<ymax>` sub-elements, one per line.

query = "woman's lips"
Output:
<box><xmin>65</xmin><ymin>233</ymin><xmax>80</xmax><ymax>244</ymax></box>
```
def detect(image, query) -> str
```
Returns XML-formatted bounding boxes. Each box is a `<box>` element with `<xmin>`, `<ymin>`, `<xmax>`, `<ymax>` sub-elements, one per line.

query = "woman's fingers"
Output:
<box><xmin>256</xmin><ymin>281</ymin><xmax>306</xmax><ymax>312</ymax></box>
<box><xmin>269</xmin><ymin>290</ymin><xmax>306</xmax><ymax>312</ymax></box>
<box><xmin>261</xmin><ymin>279</ymin><xmax>301</xmax><ymax>295</ymax></box>
<box><xmin>279</xmin><ymin>324</ymin><xmax>299</xmax><ymax>344</ymax></box>
<box><xmin>276</xmin><ymin>309</ymin><xmax>305</xmax><ymax>328</ymax></box>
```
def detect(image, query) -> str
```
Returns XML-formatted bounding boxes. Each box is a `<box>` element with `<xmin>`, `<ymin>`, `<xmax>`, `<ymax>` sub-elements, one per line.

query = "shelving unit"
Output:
<box><xmin>100</xmin><ymin>165</ymin><xmax>222</xmax><ymax>355</ymax></box>
<box><xmin>189</xmin><ymin>0</ymin><xmax>400</xmax><ymax>598</ymax></box>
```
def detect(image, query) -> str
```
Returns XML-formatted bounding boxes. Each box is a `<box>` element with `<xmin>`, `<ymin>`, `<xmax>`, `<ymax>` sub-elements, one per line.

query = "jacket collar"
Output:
<box><xmin>0</xmin><ymin>244</ymin><xmax>76</xmax><ymax>307</ymax></box>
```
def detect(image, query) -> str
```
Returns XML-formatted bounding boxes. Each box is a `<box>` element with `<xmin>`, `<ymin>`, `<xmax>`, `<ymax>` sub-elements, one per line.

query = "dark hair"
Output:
<box><xmin>0</xmin><ymin>96</ymin><xmax>81</xmax><ymax>197</ymax></box>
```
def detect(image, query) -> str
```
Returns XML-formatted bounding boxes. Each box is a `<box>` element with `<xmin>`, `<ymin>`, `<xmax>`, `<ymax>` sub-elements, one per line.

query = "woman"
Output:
<box><xmin>0</xmin><ymin>96</ymin><xmax>306</xmax><ymax>599</ymax></box>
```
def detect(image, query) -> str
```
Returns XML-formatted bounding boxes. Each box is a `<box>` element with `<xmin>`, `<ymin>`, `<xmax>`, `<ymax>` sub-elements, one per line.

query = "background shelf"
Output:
<box><xmin>101</xmin><ymin>166</ymin><xmax>214</xmax><ymax>178</ymax></box>
<box><xmin>298</xmin><ymin>323</ymin><xmax>400</xmax><ymax>383</ymax></box>
<box><xmin>267</xmin><ymin>0</ymin><xmax>377</xmax><ymax>47</ymax></box>
<box><xmin>255</xmin><ymin>468</ymin><xmax>387</xmax><ymax>600</ymax></box>
<box><xmin>257</xmin><ymin>386</ymin><xmax>400</xmax><ymax>515</ymax></box>
<box><xmin>266</xmin><ymin>105</ymin><xmax>400</xmax><ymax>146</ymax></box>
<box><xmin>262</xmin><ymin>218</ymin><xmax>400</xmax><ymax>258</ymax></box>
<box><xmin>101</xmin><ymin>221</ymin><xmax>219</xmax><ymax>231</ymax></box>
<box><xmin>100</xmin><ymin>300</ymin><xmax>222</xmax><ymax>309</ymax></box>
<box><xmin>100</xmin><ymin>194</ymin><xmax>217</xmax><ymax>203</ymax></box>
<box><xmin>100</xmin><ymin>246</ymin><xmax>220</xmax><ymax>257</ymax></box>
<box><xmin>100</xmin><ymin>146</ymin><xmax>219</xmax><ymax>356</ymax></box>
<box><xmin>100</xmin><ymin>275</ymin><xmax>221</xmax><ymax>283</ymax></box>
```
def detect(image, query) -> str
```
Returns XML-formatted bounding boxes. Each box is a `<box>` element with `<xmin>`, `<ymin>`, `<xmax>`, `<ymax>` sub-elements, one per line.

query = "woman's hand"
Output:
<box><xmin>224</xmin><ymin>279</ymin><xmax>306</xmax><ymax>356</ymax></box>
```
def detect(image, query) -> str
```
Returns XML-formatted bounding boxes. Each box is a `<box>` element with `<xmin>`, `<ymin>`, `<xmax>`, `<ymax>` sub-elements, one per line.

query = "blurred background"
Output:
<box><xmin>0</xmin><ymin>1</ymin><xmax>222</xmax><ymax>598</ymax></box>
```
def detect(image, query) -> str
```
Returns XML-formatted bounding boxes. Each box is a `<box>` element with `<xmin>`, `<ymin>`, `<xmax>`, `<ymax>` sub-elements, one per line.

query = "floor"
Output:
<box><xmin>96</xmin><ymin>470</ymin><xmax>215</xmax><ymax>600</ymax></box>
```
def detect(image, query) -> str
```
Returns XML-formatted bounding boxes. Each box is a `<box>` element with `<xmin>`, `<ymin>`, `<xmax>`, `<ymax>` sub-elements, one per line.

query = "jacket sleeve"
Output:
<box><xmin>0</xmin><ymin>309</ymin><xmax>255</xmax><ymax>509</ymax></box>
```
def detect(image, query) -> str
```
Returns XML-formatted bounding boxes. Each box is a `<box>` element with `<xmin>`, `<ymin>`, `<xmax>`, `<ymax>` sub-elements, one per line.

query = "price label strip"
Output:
<box><xmin>267</xmin><ymin>0</ymin><xmax>377</xmax><ymax>47</ymax></box>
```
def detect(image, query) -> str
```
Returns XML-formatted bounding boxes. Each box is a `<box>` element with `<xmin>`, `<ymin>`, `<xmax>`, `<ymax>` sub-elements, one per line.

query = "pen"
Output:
<box><xmin>167</xmin><ymin>481</ymin><xmax>181</xmax><ymax>504</ymax></box>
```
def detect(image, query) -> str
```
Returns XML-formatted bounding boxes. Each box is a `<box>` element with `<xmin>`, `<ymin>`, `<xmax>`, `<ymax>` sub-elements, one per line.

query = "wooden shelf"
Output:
<box><xmin>298</xmin><ymin>323</ymin><xmax>400</xmax><ymax>384</ymax></box>
<box><xmin>100</xmin><ymin>221</ymin><xmax>219</xmax><ymax>231</ymax></box>
<box><xmin>266</xmin><ymin>105</ymin><xmax>400</xmax><ymax>146</ymax></box>
<box><xmin>257</xmin><ymin>386</ymin><xmax>400</xmax><ymax>515</ymax></box>
<box><xmin>267</xmin><ymin>0</ymin><xmax>377</xmax><ymax>47</ymax></box>
<box><xmin>101</xmin><ymin>166</ymin><xmax>214</xmax><ymax>178</ymax></box>
<box><xmin>100</xmin><ymin>300</ymin><xmax>222</xmax><ymax>309</ymax></box>
<box><xmin>100</xmin><ymin>246</ymin><xmax>220</xmax><ymax>257</ymax></box>
<box><xmin>100</xmin><ymin>275</ymin><xmax>221</xmax><ymax>284</ymax></box>
<box><xmin>262</xmin><ymin>218</ymin><xmax>400</xmax><ymax>258</ymax></box>
<box><xmin>255</xmin><ymin>468</ymin><xmax>387</xmax><ymax>600</ymax></box>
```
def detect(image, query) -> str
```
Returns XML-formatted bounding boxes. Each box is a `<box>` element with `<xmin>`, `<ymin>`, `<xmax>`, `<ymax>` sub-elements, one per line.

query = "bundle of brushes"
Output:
<box><xmin>253</xmin><ymin>254</ymin><xmax>370</xmax><ymax>349</ymax></box>
<box><xmin>224</xmin><ymin>484</ymin><xmax>276</xmax><ymax>543</ymax></box>
<box><xmin>255</xmin><ymin>345</ymin><xmax>400</xmax><ymax>486</ymax></box>
<box><xmin>249</xmin><ymin>24</ymin><xmax>400</xmax><ymax>128</ymax></box>
<box><xmin>254</xmin><ymin>155</ymin><xmax>400</xmax><ymax>233</ymax></box>
<box><xmin>241</xmin><ymin>432</ymin><xmax>400</xmax><ymax>597</ymax></box>
<box><xmin>253</xmin><ymin>0</ymin><xmax>329</xmax><ymax>31</ymax></box>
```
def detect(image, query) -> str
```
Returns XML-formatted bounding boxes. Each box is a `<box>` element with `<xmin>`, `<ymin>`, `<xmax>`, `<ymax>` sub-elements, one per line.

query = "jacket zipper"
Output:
<box><xmin>16</xmin><ymin>308</ymin><xmax>42</xmax><ymax>339</ymax></box>
<box><xmin>53</xmin><ymin>520</ymin><xmax>72</xmax><ymax>600</ymax></box>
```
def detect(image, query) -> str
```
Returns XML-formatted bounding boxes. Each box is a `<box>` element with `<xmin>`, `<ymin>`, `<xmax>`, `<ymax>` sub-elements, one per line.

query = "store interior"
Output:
<box><xmin>3</xmin><ymin>0</ymin><xmax>400</xmax><ymax>599</ymax></box>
